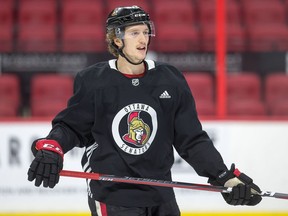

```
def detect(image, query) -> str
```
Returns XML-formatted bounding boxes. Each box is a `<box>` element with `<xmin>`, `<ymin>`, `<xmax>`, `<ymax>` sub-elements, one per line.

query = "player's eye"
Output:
<box><xmin>130</xmin><ymin>31</ymin><xmax>140</xmax><ymax>37</ymax></box>
<box><xmin>143</xmin><ymin>31</ymin><xmax>149</xmax><ymax>36</ymax></box>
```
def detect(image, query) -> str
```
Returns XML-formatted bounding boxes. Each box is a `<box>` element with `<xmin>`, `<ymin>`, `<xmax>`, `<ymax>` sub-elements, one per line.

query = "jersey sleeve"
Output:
<box><xmin>46</xmin><ymin>71</ymin><xmax>95</xmax><ymax>153</ymax></box>
<box><xmin>173</xmin><ymin>74</ymin><xmax>228</xmax><ymax>179</ymax></box>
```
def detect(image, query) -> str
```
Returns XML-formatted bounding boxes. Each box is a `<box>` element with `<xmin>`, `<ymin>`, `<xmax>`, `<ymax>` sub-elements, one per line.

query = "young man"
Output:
<box><xmin>28</xmin><ymin>6</ymin><xmax>262</xmax><ymax>216</ymax></box>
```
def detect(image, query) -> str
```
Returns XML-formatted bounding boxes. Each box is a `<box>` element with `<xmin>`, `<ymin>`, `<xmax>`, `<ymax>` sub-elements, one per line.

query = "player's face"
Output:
<box><xmin>122</xmin><ymin>24</ymin><xmax>150</xmax><ymax>63</ymax></box>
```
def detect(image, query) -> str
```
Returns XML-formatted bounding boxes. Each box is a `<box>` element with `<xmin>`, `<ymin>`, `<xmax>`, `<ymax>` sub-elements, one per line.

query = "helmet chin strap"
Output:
<box><xmin>119</xmin><ymin>49</ymin><xmax>144</xmax><ymax>65</ymax></box>
<box><xmin>112</xmin><ymin>41</ymin><xmax>145</xmax><ymax>65</ymax></box>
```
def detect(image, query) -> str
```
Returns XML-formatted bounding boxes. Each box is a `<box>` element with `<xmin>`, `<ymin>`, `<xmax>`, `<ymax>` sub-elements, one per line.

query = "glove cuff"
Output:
<box><xmin>209</xmin><ymin>163</ymin><xmax>237</xmax><ymax>186</ymax></box>
<box><xmin>35</xmin><ymin>139</ymin><xmax>64</xmax><ymax>158</ymax></box>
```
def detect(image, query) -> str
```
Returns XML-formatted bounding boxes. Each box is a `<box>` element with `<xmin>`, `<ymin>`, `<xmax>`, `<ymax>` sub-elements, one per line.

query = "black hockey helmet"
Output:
<box><xmin>106</xmin><ymin>5</ymin><xmax>155</xmax><ymax>38</ymax></box>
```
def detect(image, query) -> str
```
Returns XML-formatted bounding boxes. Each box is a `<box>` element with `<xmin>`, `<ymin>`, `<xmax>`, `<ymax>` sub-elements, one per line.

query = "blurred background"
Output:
<box><xmin>0</xmin><ymin>0</ymin><xmax>288</xmax><ymax>215</ymax></box>
<box><xmin>0</xmin><ymin>0</ymin><xmax>288</xmax><ymax>119</ymax></box>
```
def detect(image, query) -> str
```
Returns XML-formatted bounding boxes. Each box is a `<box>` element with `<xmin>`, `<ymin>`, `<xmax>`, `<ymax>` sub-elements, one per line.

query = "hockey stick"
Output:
<box><xmin>60</xmin><ymin>170</ymin><xmax>288</xmax><ymax>200</ymax></box>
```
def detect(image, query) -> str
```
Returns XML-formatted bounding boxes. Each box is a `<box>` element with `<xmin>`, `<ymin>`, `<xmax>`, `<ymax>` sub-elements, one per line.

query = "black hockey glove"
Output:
<box><xmin>27</xmin><ymin>139</ymin><xmax>64</xmax><ymax>188</ymax></box>
<box><xmin>209</xmin><ymin>164</ymin><xmax>262</xmax><ymax>206</ymax></box>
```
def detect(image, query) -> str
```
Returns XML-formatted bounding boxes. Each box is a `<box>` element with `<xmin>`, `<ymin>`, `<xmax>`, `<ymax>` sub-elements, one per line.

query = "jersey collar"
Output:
<box><xmin>108</xmin><ymin>59</ymin><xmax>155</xmax><ymax>71</ymax></box>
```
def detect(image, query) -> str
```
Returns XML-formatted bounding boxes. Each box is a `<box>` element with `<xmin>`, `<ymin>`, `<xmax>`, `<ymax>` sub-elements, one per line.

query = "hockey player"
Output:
<box><xmin>28</xmin><ymin>6</ymin><xmax>262</xmax><ymax>216</ymax></box>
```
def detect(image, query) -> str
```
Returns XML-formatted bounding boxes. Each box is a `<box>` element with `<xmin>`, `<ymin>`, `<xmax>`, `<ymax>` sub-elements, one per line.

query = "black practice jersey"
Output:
<box><xmin>47</xmin><ymin>59</ymin><xmax>227</xmax><ymax>207</ymax></box>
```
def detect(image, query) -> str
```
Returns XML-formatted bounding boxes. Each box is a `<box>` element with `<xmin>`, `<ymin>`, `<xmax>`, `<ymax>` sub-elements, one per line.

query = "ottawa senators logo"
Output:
<box><xmin>122</xmin><ymin>111</ymin><xmax>150</xmax><ymax>147</ymax></box>
<box><xmin>112</xmin><ymin>103</ymin><xmax>157</xmax><ymax>155</ymax></box>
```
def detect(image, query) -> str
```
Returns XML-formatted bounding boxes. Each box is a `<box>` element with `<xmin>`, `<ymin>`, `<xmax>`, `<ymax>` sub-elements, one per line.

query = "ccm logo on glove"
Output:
<box><xmin>35</xmin><ymin>139</ymin><xmax>64</xmax><ymax>158</ymax></box>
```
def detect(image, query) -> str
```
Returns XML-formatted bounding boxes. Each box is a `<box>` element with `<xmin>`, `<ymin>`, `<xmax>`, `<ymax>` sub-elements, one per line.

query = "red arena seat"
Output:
<box><xmin>242</xmin><ymin>0</ymin><xmax>288</xmax><ymax>51</ymax></box>
<box><xmin>0</xmin><ymin>74</ymin><xmax>20</xmax><ymax>117</ymax></box>
<box><xmin>17</xmin><ymin>0</ymin><xmax>58</xmax><ymax>52</ymax></box>
<box><xmin>0</xmin><ymin>0</ymin><xmax>14</xmax><ymax>52</ymax></box>
<box><xmin>197</xmin><ymin>0</ymin><xmax>246</xmax><ymax>52</ymax></box>
<box><xmin>152</xmin><ymin>1</ymin><xmax>199</xmax><ymax>52</ymax></box>
<box><xmin>31</xmin><ymin>74</ymin><xmax>73</xmax><ymax>117</ymax></box>
<box><xmin>184</xmin><ymin>72</ymin><xmax>215</xmax><ymax>116</ymax></box>
<box><xmin>227</xmin><ymin>73</ymin><xmax>266</xmax><ymax>116</ymax></box>
<box><xmin>265</xmin><ymin>73</ymin><xmax>288</xmax><ymax>116</ymax></box>
<box><xmin>61</xmin><ymin>0</ymin><xmax>105</xmax><ymax>52</ymax></box>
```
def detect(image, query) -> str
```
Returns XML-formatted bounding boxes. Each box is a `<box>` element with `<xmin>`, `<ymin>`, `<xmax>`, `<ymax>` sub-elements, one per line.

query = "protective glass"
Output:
<box><xmin>115</xmin><ymin>21</ymin><xmax>155</xmax><ymax>39</ymax></box>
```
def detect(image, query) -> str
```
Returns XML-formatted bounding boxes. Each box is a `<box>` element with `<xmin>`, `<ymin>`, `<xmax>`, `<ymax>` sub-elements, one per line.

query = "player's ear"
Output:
<box><xmin>114</xmin><ymin>38</ymin><xmax>123</xmax><ymax>48</ymax></box>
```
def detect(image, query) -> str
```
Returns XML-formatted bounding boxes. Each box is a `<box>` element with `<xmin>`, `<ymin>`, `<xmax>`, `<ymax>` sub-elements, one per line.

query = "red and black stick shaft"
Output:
<box><xmin>60</xmin><ymin>170</ymin><xmax>288</xmax><ymax>200</ymax></box>
<box><xmin>61</xmin><ymin>170</ymin><xmax>226</xmax><ymax>192</ymax></box>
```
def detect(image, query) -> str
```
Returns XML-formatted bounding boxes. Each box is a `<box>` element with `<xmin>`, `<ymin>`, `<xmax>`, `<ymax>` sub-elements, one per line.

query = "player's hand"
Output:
<box><xmin>209</xmin><ymin>164</ymin><xmax>262</xmax><ymax>206</ymax></box>
<box><xmin>27</xmin><ymin>139</ymin><xmax>64</xmax><ymax>188</ymax></box>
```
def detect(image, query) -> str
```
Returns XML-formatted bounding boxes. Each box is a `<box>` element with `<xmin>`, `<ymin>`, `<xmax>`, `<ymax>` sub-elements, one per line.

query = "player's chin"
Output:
<box><xmin>137</xmin><ymin>57</ymin><xmax>146</xmax><ymax>63</ymax></box>
<box><xmin>137</xmin><ymin>53</ymin><xmax>147</xmax><ymax>61</ymax></box>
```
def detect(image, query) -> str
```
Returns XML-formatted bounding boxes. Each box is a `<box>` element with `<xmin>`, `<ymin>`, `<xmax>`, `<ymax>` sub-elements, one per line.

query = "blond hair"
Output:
<box><xmin>106</xmin><ymin>29</ymin><xmax>119</xmax><ymax>57</ymax></box>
